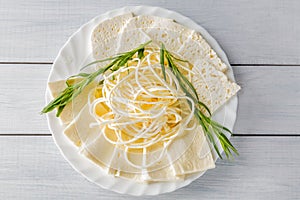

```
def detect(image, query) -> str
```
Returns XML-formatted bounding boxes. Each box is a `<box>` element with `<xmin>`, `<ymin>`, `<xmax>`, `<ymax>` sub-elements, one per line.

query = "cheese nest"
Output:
<box><xmin>85</xmin><ymin>48</ymin><xmax>198</xmax><ymax>170</ymax></box>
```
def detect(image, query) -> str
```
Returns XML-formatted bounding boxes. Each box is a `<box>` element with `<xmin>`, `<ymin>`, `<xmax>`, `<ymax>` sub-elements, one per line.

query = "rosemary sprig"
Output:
<box><xmin>160</xmin><ymin>46</ymin><xmax>166</xmax><ymax>81</ymax></box>
<box><xmin>41</xmin><ymin>40</ymin><xmax>152</xmax><ymax>117</ymax></box>
<box><xmin>160</xmin><ymin>44</ymin><xmax>238</xmax><ymax>159</ymax></box>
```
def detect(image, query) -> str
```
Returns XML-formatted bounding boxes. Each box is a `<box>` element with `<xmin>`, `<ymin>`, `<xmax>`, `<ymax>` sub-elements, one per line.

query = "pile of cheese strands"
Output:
<box><xmin>48</xmin><ymin>13</ymin><xmax>240</xmax><ymax>182</ymax></box>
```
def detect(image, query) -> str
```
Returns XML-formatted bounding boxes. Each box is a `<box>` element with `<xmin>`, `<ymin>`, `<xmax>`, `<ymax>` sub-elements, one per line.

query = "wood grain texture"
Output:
<box><xmin>0</xmin><ymin>65</ymin><xmax>49</xmax><ymax>134</ymax></box>
<box><xmin>1</xmin><ymin>0</ymin><xmax>300</xmax><ymax>64</ymax></box>
<box><xmin>1</xmin><ymin>65</ymin><xmax>299</xmax><ymax>135</ymax></box>
<box><xmin>234</xmin><ymin>66</ymin><xmax>300</xmax><ymax>135</ymax></box>
<box><xmin>0</xmin><ymin>136</ymin><xmax>298</xmax><ymax>199</ymax></box>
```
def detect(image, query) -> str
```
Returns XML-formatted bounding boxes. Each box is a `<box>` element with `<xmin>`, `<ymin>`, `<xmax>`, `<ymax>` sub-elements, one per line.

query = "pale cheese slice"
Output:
<box><xmin>171</xmin><ymin>129</ymin><xmax>214</xmax><ymax>176</ymax></box>
<box><xmin>191</xmin><ymin>61</ymin><xmax>240</xmax><ymax>113</ymax></box>
<box><xmin>131</xmin><ymin>15</ymin><xmax>194</xmax><ymax>36</ymax></box>
<box><xmin>92</xmin><ymin>13</ymin><xmax>153</xmax><ymax>61</ymax></box>
<box><xmin>64</xmin><ymin>122</ymin><xmax>81</xmax><ymax>147</ymax></box>
<box><xmin>131</xmin><ymin>15</ymin><xmax>173</xmax><ymax>29</ymax></box>
<box><xmin>126</xmin><ymin>17</ymin><xmax>189</xmax><ymax>54</ymax></box>
<box><xmin>48</xmin><ymin>78</ymin><xmax>97</xmax><ymax>125</ymax></box>
<box><xmin>92</xmin><ymin>28</ymin><xmax>152</xmax><ymax>60</ymax></box>
<box><xmin>129</xmin><ymin>16</ymin><xmax>228</xmax><ymax>72</ymax></box>
<box><xmin>178</xmin><ymin>35</ymin><xmax>228</xmax><ymax>72</ymax></box>
<box><xmin>146</xmin><ymin>125</ymin><xmax>215</xmax><ymax>181</ymax></box>
<box><xmin>91</xmin><ymin>13</ymin><xmax>134</xmax><ymax>44</ymax></box>
<box><xmin>62</xmin><ymin>103</ymin><xmax>147</xmax><ymax>181</ymax></box>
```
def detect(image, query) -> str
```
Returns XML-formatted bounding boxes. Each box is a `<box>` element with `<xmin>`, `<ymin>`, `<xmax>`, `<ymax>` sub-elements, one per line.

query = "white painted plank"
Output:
<box><xmin>0</xmin><ymin>136</ymin><xmax>298</xmax><ymax>199</ymax></box>
<box><xmin>1</xmin><ymin>65</ymin><xmax>300</xmax><ymax>135</ymax></box>
<box><xmin>0</xmin><ymin>65</ymin><xmax>49</xmax><ymax>134</ymax></box>
<box><xmin>234</xmin><ymin>66</ymin><xmax>300</xmax><ymax>135</ymax></box>
<box><xmin>1</xmin><ymin>0</ymin><xmax>300</xmax><ymax>64</ymax></box>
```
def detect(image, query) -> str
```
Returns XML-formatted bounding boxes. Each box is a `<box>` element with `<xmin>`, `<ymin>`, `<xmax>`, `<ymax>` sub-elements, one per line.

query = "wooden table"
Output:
<box><xmin>1</xmin><ymin>1</ymin><xmax>299</xmax><ymax>199</ymax></box>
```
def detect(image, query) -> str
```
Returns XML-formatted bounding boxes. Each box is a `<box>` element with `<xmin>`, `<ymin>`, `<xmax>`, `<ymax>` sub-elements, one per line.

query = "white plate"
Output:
<box><xmin>45</xmin><ymin>6</ymin><xmax>238</xmax><ymax>196</ymax></box>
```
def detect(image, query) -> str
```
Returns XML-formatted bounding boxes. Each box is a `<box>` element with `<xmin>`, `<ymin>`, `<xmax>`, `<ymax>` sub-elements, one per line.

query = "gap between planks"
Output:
<box><xmin>1</xmin><ymin>62</ymin><xmax>300</xmax><ymax>66</ymax></box>
<box><xmin>0</xmin><ymin>134</ymin><xmax>299</xmax><ymax>137</ymax></box>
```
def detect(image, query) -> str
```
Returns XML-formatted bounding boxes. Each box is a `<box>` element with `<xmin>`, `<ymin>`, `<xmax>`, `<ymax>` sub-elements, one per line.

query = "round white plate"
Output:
<box><xmin>45</xmin><ymin>6</ymin><xmax>238</xmax><ymax>196</ymax></box>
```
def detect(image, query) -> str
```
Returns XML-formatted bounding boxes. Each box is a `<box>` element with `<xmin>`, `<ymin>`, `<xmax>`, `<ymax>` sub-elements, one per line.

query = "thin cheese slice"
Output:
<box><xmin>132</xmin><ymin>15</ymin><xmax>173</xmax><ymax>29</ymax></box>
<box><xmin>171</xmin><ymin>129</ymin><xmax>214</xmax><ymax>176</ymax></box>
<box><xmin>131</xmin><ymin>15</ymin><xmax>194</xmax><ymax>36</ymax></box>
<box><xmin>178</xmin><ymin>35</ymin><xmax>228</xmax><ymax>72</ymax></box>
<box><xmin>64</xmin><ymin>122</ymin><xmax>81</xmax><ymax>147</ymax></box>
<box><xmin>146</xmin><ymin>125</ymin><xmax>215</xmax><ymax>181</ymax></box>
<box><xmin>81</xmin><ymin>148</ymin><xmax>117</xmax><ymax>175</ymax></box>
<box><xmin>128</xmin><ymin>16</ymin><xmax>228</xmax><ymax>72</ymax></box>
<box><xmin>92</xmin><ymin>29</ymin><xmax>151</xmax><ymax>60</ymax></box>
<box><xmin>191</xmin><ymin>61</ymin><xmax>240</xmax><ymax>113</ymax></box>
<box><xmin>92</xmin><ymin>13</ymin><xmax>153</xmax><ymax>61</ymax></box>
<box><xmin>62</xmin><ymin>103</ymin><xmax>147</xmax><ymax>181</ymax></box>
<box><xmin>48</xmin><ymin>78</ymin><xmax>97</xmax><ymax>125</ymax></box>
<box><xmin>91</xmin><ymin>13</ymin><xmax>134</xmax><ymax>44</ymax></box>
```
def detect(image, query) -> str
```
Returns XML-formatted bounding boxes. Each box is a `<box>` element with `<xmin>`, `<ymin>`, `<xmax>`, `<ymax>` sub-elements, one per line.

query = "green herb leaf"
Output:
<box><xmin>160</xmin><ymin>46</ymin><xmax>238</xmax><ymax>159</ymax></box>
<box><xmin>138</xmin><ymin>48</ymin><xmax>145</xmax><ymax>59</ymax></box>
<box><xmin>160</xmin><ymin>44</ymin><xmax>167</xmax><ymax>81</ymax></box>
<box><xmin>170</xmin><ymin>54</ymin><xmax>188</xmax><ymax>63</ymax></box>
<box><xmin>41</xmin><ymin>40</ymin><xmax>152</xmax><ymax>116</ymax></box>
<box><xmin>80</xmin><ymin>56</ymin><xmax>118</xmax><ymax>71</ymax></box>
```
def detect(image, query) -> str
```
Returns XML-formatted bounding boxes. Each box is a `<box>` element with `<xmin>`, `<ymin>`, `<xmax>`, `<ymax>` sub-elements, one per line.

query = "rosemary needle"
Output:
<box><xmin>160</xmin><ymin>45</ymin><xmax>238</xmax><ymax>159</ymax></box>
<box><xmin>41</xmin><ymin>40</ymin><xmax>152</xmax><ymax>117</ymax></box>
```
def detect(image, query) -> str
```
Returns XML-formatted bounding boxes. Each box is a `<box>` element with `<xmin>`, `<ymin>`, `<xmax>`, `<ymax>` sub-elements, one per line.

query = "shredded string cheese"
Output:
<box><xmin>85</xmin><ymin>49</ymin><xmax>197</xmax><ymax>170</ymax></box>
